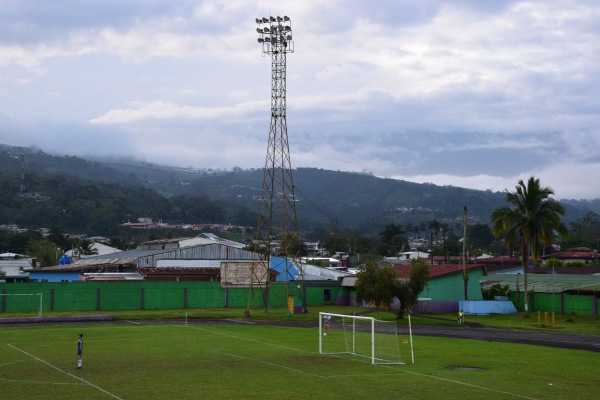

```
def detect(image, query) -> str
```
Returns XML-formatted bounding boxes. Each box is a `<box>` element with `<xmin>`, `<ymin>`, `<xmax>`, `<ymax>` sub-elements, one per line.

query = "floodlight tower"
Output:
<box><xmin>246</xmin><ymin>15</ymin><xmax>305</xmax><ymax>316</ymax></box>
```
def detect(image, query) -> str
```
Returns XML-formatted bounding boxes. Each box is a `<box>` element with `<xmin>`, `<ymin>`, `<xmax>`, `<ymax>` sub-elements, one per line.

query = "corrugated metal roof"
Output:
<box><xmin>80</xmin><ymin>272</ymin><xmax>143</xmax><ymax>281</ymax></box>
<box><xmin>27</xmin><ymin>258</ymin><xmax>137</xmax><ymax>272</ymax></box>
<box><xmin>481</xmin><ymin>273</ymin><xmax>600</xmax><ymax>293</ymax></box>
<box><xmin>156</xmin><ymin>259</ymin><xmax>237</xmax><ymax>268</ymax></box>
<box><xmin>139</xmin><ymin>267</ymin><xmax>220</xmax><ymax>276</ymax></box>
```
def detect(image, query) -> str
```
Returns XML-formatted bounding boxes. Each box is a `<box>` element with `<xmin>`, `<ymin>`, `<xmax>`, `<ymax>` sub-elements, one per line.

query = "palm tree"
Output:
<box><xmin>76</xmin><ymin>239</ymin><xmax>99</xmax><ymax>257</ymax></box>
<box><xmin>491</xmin><ymin>177</ymin><xmax>568</xmax><ymax>312</ymax></box>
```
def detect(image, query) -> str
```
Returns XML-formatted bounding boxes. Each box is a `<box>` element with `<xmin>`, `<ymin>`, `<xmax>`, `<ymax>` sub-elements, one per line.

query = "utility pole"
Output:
<box><xmin>463</xmin><ymin>206</ymin><xmax>468</xmax><ymax>300</ymax></box>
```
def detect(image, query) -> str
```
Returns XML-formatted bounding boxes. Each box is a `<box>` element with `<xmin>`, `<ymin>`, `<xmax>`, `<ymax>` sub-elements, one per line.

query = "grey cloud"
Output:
<box><xmin>0</xmin><ymin>0</ymin><xmax>197</xmax><ymax>44</ymax></box>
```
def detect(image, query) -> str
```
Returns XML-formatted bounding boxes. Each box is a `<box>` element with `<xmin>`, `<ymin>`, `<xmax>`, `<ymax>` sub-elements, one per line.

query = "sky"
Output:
<box><xmin>1</xmin><ymin>0</ymin><xmax>599</xmax><ymax>200</ymax></box>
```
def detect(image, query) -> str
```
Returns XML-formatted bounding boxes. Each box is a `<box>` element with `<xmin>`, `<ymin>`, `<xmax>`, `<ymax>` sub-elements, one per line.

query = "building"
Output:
<box><xmin>27</xmin><ymin>241</ymin><xmax>256</xmax><ymax>283</ymax></box>
<box><xmin>335</xmin><ymin>263</ymin><xmax>486</xmax><ymax>312</ymax></box>
<box><xmin>0</xmin><ymin>255</ymin><xmax>33</xmax><ymax>282</ymax></box>
<box><xmin>541</xmin><ymin>248</ymin><xmax>600</xmax><ymax>265</ymax></box>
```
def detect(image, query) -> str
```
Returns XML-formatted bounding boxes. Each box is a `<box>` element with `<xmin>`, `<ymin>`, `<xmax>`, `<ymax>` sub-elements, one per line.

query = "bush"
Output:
<box><xmin>482</xmin><ymin>283</ymin><xmax>511</xmax><ymax>300</ymax></box>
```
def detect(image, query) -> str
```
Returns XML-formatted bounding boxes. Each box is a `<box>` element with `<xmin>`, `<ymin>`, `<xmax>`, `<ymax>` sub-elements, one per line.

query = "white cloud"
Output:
<box><xmin>90</xmin><ymin>100</ymin><xmax>266</xmax><ymax>124</ymax></box>
<box><xmin>1</xmin><ymin>0</ymin><xmax>599</xmax><ymax>200</ymax></box>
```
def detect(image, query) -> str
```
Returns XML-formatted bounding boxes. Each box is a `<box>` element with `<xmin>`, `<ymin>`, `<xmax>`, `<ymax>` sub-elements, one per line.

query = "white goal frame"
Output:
<box><xmin>319</xmin><ymin>312</ymin><xmax>413</xmax><ymax>365</ymax></box>
<box><xmin>0</xmin><ymin>293</ymin><xmax>43</xmax><ymax>317</ymax></box>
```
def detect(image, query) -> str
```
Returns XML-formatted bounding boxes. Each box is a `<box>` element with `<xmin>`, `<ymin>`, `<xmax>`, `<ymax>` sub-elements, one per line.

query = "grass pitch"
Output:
<box><xmin>0</xmin><ymin>321</ymin><xmax>597</xmax><ymax>400</ymax></box>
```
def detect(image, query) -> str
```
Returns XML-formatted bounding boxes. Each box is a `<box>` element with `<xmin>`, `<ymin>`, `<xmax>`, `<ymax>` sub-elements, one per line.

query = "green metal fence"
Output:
<box><xmin>0</xmin><ymin>281</ymin><xmax>341</xmax><ymax>313</ymax></box>
<box><xmin>510</xmin><ymin>291</ymin><xmax>597</xmax><ymax>317</ymax></box>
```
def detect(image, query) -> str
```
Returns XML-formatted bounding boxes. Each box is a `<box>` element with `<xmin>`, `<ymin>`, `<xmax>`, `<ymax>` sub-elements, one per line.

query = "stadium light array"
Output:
<box><xmin>255</xmin><ymin>15</ymin><xmax>293</xmax><ymax>52</ymax></box>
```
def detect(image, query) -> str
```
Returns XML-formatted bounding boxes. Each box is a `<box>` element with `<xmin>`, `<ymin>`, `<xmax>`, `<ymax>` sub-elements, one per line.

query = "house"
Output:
<box><xmin>271</xmin><ymin>256</ymin><xmax>349</xmax><ymax>282</ymax></box>
<box><xmin>0</xmin><ymin>255</ymin><xmax>34</xmax><ymax>282</ymax></box>
<box><xmin>27</xmin><ymin>242</ymin><xmax>257</xmax><ymax>282</ymax></box>
<box><xmin>541</xmin><ymin>248</ymin><xmax>600</xmax><ymax>265</ymax></box>
<box><xmin>384</xmin><ymin>251</ymin><xmax>430</xmax><ymax>264</ymax></box>
<box><xmin>335</xmin><ymin>263</ymin><xmax>486</xmax><ymax>312</ymax></box>
<box><xmin>393</xmin><ymin>264</ymin><xmax>486</xmax><ymax>302</ymax></box>
<box><xmin>135</xmin><ymin>234</ymin><xmax>246</xmax><ymax>251</ymax></box>
<box><xmin>300</xmin><ymin>257</ymin><xmax>345</xmax><ymax>270</ymax></box>
<box><xmin>66</xmin><ymin>242</ymin><xmax>122</xmax><ymax>258</ymax></box>
<box><xmin>27</xmin><ymin>258</ymin><xmax>138</xmax><ymax>282</ymax></box>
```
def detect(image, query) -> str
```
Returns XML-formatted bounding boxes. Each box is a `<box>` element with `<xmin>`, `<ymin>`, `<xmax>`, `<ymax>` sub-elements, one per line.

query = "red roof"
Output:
<box><xmin>542</xmin><ymin>249</ymin><xmax>600</xmax><ymax>260</ymax></box>
<box><xmin>392</xmin><ymin>263</ymin><xmax>484</xmax><ymax>279</ymax></box>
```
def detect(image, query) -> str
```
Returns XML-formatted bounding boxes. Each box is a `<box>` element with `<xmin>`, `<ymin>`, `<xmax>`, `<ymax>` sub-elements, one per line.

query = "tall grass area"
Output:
<box><xmin>0</xmin><ymin>322</ymin><xmax>597</xmax><ymax>400</ymax></box>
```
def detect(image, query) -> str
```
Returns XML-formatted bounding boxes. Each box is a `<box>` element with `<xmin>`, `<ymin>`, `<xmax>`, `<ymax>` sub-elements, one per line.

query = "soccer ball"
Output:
<box><xmin>323</xmin><ymin>333</ymin><xmax>327</xmax><ymax>336</ymax></box>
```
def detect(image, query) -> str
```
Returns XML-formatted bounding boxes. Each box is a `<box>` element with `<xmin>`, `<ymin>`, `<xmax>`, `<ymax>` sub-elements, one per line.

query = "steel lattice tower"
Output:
<box><xmin>246</xmin><ymin>15</ymin><xmax>305</xmax><ymax>316</ymax></box>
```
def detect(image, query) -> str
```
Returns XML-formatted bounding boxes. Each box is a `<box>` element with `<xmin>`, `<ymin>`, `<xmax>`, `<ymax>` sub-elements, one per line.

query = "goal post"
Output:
<box><xmin>319</xmin><ymin>312</ymin><xmax>412</xmax><ymax>365</ymax></box>
<box><xmin>0</xmin><ymin>293</ymin><xmax>43</xmax><ymax>317</ymax></box>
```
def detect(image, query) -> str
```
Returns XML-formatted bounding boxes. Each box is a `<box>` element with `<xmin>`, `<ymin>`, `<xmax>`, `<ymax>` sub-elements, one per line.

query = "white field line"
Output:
<box><xmin>124</xmin><ymin>320</ymin><xmax>141</xmax><ymax>325</ymax></box>
<box><xmin>0</xmin><ymin>359</ymin><xmax>30</xmax><ymax>368</ymax></box>
<box><xmin>212</xmin><ymin>350</ymin><xmax>321</xmax><ymax>377</ymax></box>
<box><xmin>185</xmin><ymin>324</ymin><xmax>538</xmax><ymax>400</ymax></box>
<box><xmin>0</xmin><ymin>377</ymin><xmax>85</xmax><ymax>386</ymax></box>
<box><xmin>378</xmin><ymin>363</ymin><xmax>538</xmax><ymax>400</ymax></box>
<box><xmin>182</xmin><ymin>324</ymin><xmax>312</xmax><ymax>354</ymax></box>
<box><xmin>7</xmin><ymin>344</ymin><xmax>124</xmax><ymax>400</ymax></box>
<box><xmin>1</xmin><ymin>359</ymin><xmax>84</xmax><ymax>386</ymax></box>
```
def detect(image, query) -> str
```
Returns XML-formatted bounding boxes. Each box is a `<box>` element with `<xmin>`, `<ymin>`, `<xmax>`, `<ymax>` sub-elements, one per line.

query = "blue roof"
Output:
<box><xmin>269</xmin><ymin>256</ymin><xmax>299</xmax><ymax>282</ymax></box>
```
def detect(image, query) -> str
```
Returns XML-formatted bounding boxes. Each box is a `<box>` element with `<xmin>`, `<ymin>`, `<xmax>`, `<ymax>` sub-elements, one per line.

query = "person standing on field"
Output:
<box><xmin>76</xmin><ymin>333</ymin><xmax>84</xmax><ymax>369</ymax></box>
<box><xmin>458</xmin><ymin>310</ymin><xmax>464</xmax><ymax>324</ymax></box>
<box><xmin>324</xmin><ymin>314</ymin><xmax>331</xmax><ymax>333</ymax></box>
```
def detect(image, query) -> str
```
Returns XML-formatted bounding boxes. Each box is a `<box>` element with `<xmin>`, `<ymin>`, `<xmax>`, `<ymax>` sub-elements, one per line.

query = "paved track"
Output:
<box><xmin>1</xmin><ymin>316</ymin><xmax>599</xmax><ymax>352</ymax></box>
<box><xmin>410</xmin><ymin>325</ymin><xmax>600</xmax><ymax>352</ymax></box>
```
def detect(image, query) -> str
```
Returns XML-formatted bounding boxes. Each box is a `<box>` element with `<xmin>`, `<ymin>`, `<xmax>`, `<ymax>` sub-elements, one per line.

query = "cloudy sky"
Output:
<box><xmin>1</xmin><ymin>0</ymin><xmax>599</xmax><ymax>200</ymax></box>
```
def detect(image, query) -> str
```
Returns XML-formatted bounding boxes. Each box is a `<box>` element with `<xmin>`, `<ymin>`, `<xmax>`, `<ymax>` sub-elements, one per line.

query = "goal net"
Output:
<box><xmin>319</xmin><ymin>312</ymin><xmax>412</xmax><ymax>365</ymax></box>
<box><xmin>0</xmin><ymin>293</ymin><xmax>43</xmax><ymax>317</ymax></box>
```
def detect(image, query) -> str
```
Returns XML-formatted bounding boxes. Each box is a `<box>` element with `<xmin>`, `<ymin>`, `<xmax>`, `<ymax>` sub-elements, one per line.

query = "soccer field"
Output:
<box><xmin>0</xmin><ymin>321</ymin><xmax>596</xmax><ymax>400</ymax></box>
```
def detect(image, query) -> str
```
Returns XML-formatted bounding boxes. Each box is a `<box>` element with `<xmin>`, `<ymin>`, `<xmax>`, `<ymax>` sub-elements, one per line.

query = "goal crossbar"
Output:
<box><xmin>319</xmin><ymin>312</ymin><xmax>410</xmax><ymax>365</ymax></box>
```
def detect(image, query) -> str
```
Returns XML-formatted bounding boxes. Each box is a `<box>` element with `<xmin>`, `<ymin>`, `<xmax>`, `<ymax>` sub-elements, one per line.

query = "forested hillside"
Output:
<box><xmin>1</xmin><ymin>144</ymin><xmax>598</xmax><ymax>238</ymax></box>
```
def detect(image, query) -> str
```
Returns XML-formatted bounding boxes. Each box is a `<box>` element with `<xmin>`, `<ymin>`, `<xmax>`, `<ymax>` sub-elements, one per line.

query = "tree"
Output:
<box><xmin>491</xmin><ymin>177</ymin><xmax>568</xmax><ymax>312</ymax></box>
<box><xmin>562</xmin><ymin>212</ymin><xmax>600</xmax><ymax>250</ymax></box>
<box><xmin>428</xmin><ymin>220</ymin><xmax>441</xmax><ymax>244</ymax></box>
<box><xmin>47</xmin><ymin>226</ymin><xmax>71</xmax><ymax>251</ymax></box>
<box><xmin>355</xmin><ymin>263</ymin><xmax>399</xmax><ymax>309</ymax></box>
<box><xmin>24</xmin><ymin>239</ymin><xmax>59</xmax><ymax>267</ymax></box>
<box><xmin>76</xmin><ymin>239</ymin><xmax>99</xmax><ymax>257</ymax></box>
<box><xmin>378</xmin><ymin>223</ymin><xmax>405</xmax><ymax>256</ymax></box>
<box><xmin>354</xmin><ymin>259</ymin><xmax>430</xmax><ymax>317</ymax></box>
<box><xmin>467</xmin><ymin>224</ymin><xmax>495</xmax><ymax>250</ymax></box>
<box><xmin>396</xmin><ymin>258</ymin><xmax>430</xmax><ymax>318</ymax></box>
<box><xmin>279</xmin><ymin>235</ymin><xmax>306</xmax><ymax>257</ymax></box>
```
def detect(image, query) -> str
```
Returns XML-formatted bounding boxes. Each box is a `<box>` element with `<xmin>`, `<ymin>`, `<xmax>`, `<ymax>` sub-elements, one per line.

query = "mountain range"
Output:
<box><xmin>1</xmin><ymin>143</ymin><xmax>598</xmax><ymax>236</ymax></box>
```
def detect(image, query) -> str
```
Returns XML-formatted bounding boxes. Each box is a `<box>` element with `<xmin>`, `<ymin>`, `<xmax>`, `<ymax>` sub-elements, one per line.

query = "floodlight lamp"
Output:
<box><xmin>285</xmin><ymin>26</ymin><xmax>291</xmax><ymax>31</ymax></box>
<box><xmin>257</xmin><ymin>38</ymin><xmax>264</xmax><ymax>43</ymax></box>
<box><xmin>256</xmin><ymin>28</ymin><xmax>262</xmax><ymax>33</ymax></box>
<box><xmin>269</xmin><ymin>16</ymin><xmax>275</xmax><ymax>21</ymax></box>
<box><xmin>262</xmin><ymin>17</ymin><xmax>268</xmax><ymax>23</ymax></box>
<box><xmin>286</xmin><ymin>35</ymin><xmax>292</xmax><ymax>40</ymax></box>
<box><xmin>265</xmin><ymin>37</ymin><xmax>271</xmax><ymax>42</ymax></box>
<box><xmin>283</xmin><ymin>16</ymin><xmax>290</xmax><ymax>21</ymax></box>
<box><xmin>278</xmin><ymin>25</ymin><xmax>283</xmax><ymax>31</ymax></box>
<box><xmin>255</xmin><ymin>18</ymin><xmax>260</xmax><ymax>23</ymax></box>
<box><xmin>263</xmin><ymin>27</ymin><xmax>270</xmax><ymax>32</ymax></box>
<box><xmin>277</xmin><ymin>16</ymin><xmax>282</xmax><ymax>21</ymax></box>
